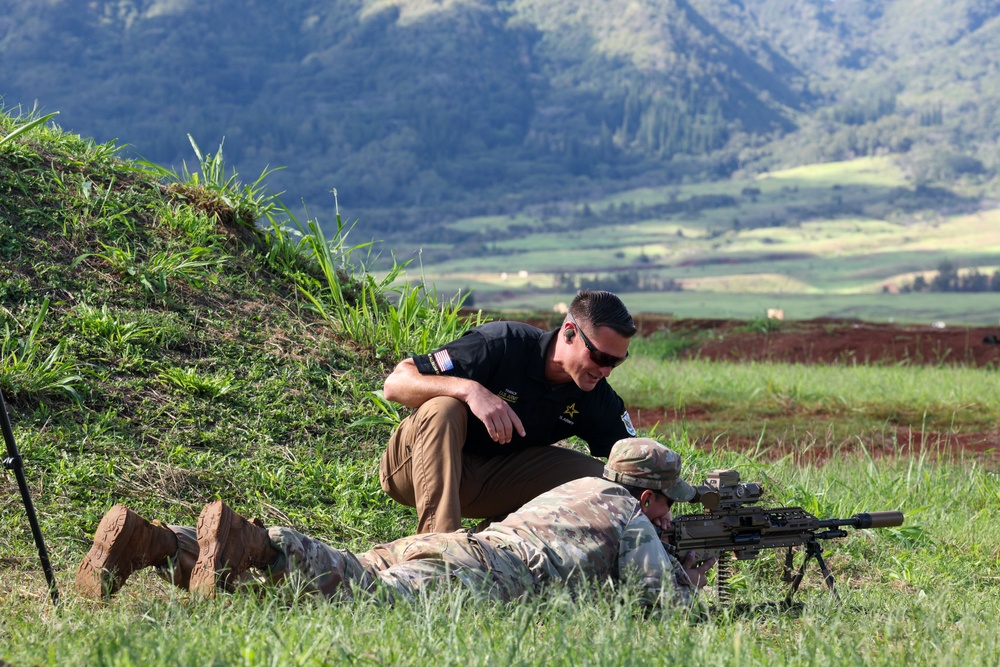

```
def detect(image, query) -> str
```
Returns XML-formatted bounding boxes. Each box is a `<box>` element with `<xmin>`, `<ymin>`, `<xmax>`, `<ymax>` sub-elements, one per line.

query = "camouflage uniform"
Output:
<box><xmin>95</xmin><ymin>437</ymin><xmax>697</xmax><ymax>605</ymax></box>
<box><xmin>265</xmin><ymin>476</ymin><xmax>694</xmax><ymax>606</ymax></box>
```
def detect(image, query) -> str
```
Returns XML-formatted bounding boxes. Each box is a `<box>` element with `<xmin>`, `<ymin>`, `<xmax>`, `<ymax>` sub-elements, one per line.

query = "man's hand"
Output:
<box><xmin>649</xmin><ymin>514</ymin><xmax>671</xmax><ymax>531</ymax></box>
<box><xmin>466</xmin><ymin>385</ymin><xmax>526</xmax><ymax>444</ymax></box>
<box><xmin>383</xmin><ymin>358</ymin><xmax>525</xmax><ymax>443</ymax></box>
<box><xmin>682</xmin><ymin>550</ymin><xmax>717</xmax><ymax>591</ymax></box>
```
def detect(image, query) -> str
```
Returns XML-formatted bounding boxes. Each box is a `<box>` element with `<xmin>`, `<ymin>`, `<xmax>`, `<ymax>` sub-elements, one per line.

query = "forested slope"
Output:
<box><xmin>2</xmin><ymin>0</ymin><xmax>998</xmax><ymax>232</ymax></box>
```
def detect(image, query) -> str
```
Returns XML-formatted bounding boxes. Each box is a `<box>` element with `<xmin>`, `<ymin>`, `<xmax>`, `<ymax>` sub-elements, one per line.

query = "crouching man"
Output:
<box><xmin>77</xmin><ymin>438</ymin><xmax>716</xmax><ymax>606</ymax></box>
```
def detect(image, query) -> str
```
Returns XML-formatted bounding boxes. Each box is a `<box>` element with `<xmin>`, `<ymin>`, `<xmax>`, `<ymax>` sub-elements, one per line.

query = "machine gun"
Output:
<box><xmin>660</xmin><ymin>469</ymin><xmax>903</xmax><ymax>607</ymax></box>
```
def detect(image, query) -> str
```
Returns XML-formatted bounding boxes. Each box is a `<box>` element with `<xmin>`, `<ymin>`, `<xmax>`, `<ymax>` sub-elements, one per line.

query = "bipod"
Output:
<box><xmin>1</xmin><ymin>390</ymin><xmax>59</xmax><ymax>606</ymax></box>
<box><xmin>783</xmin><ymin>538</ymin><xmax>839</xmax><ymax>606</ymax></box>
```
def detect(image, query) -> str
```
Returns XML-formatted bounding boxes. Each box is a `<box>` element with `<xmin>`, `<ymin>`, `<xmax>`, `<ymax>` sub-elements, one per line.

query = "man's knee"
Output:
<box><xmin>380</xmin><ymin>395</ymin><xmax>469</xmax><ymax>512</ymax></box>
<box><xmin>411</xmin><ymin>396</ymin><xmax>467</xmax><ymax>430</ymax></box>
<box><xmin>388</xmin><ymin>395</ymin><xmax>467</xmax><ymax>443</ymax></box>
<box><xmin>392</xmin><ymin>396</ymin><xmax>468</xmax><ymax>460</ymax></box>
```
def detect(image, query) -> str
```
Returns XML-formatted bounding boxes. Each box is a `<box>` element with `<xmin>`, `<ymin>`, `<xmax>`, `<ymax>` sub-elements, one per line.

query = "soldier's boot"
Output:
<box><xmin>76</xmin><ymin>504</ymin><xmax>182</xmax><ymax>599</ymax></box>
<box><xmin>189</xmin><ymin>500</ymin><xmax>280</xmax><ymax>598</ymax></box>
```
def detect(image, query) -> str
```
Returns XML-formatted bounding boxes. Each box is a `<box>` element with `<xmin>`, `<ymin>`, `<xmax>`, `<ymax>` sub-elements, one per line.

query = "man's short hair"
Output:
<box><xmin>568</xmin><ymin>290</ymin><xmax>636</xmax><ymax>338</ymax></box>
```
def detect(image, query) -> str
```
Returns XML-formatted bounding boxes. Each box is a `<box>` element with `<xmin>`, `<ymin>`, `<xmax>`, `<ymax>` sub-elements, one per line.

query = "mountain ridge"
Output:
<box><xmin>2</xmin><ymin>0</ymin><xmax>997</xmax><ymax>232</ymax></box>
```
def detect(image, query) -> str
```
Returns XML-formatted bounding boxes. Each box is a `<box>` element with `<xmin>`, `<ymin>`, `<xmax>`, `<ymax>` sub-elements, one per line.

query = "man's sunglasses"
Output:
<box><xmin>567</xmin><ymin>312</ymin><xmax>629</xmax><ymax>369</ymax></box>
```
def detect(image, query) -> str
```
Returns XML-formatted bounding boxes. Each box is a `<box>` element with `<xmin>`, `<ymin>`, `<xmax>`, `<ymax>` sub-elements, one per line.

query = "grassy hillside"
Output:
<box><xmin>0</xmin><ymin>109</ymin><xmax>480</xmax><ymax>581</ymax></box>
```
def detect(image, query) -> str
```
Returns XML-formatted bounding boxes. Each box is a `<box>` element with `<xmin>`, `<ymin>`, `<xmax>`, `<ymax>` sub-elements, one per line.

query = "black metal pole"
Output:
<box><xmin>0</xmin><ymin>390</ymin><xmax>59</xmax><ymax>606</ymax></box>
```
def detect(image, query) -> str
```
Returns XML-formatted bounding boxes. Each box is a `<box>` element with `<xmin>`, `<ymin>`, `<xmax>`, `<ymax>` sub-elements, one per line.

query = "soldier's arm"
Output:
<box><xmin>617</xmin><ymin>514</ymin><xmax>696</xmax><ymax>607</ymax></box>
<box><xmin>383</xmin><ymin>358</ymin><xmax>525</xmax><ymax>443</ymax></box>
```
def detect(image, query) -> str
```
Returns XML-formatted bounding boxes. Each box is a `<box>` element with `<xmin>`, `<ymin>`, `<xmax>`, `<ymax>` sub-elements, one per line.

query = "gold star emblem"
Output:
<box><xmin>563</xmin><ymin>403</ymin><xmax>579</xmax><ymax>418</ymax></box>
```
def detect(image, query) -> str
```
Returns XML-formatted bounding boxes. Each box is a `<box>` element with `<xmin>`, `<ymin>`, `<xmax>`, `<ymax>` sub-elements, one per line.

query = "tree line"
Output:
<box><xmin>554</xmin><ymin>271</ymin><xmax>682</xmax><ymax>293</ymax></box>
<box><xmin>895</xmin><ymin>260</ymin><xmax>1000</xmax><ymax>293</ymax></box>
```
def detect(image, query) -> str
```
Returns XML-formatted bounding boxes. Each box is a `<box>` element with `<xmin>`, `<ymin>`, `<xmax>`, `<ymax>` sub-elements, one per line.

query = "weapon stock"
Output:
<box><xmin>662</xmin><ymin>469</ymin><xmax>903</xmax><ymax>606</ymax></box>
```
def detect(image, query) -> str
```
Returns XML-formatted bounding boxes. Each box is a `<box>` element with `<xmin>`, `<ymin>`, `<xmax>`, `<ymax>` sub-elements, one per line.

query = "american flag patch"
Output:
<box><xmin>432</xmin><ymin>349</ymin><xmax>454</xmax><ymax>373</ymax></box>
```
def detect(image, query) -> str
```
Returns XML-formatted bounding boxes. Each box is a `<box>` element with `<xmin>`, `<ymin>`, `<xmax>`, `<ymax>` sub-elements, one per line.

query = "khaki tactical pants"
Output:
<box><xmin>379</xmin><ymin>396</ymin><xmax>605</xmax><ymax>533</ymax></box>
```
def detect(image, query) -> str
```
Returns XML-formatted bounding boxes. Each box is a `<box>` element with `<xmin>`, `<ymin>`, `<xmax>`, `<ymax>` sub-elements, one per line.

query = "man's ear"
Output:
<box><xmin>639</xmin><ymin>489</ymin><xmax>655</xmax><ymax>508</ymax></box>
<box><xmin>564</xmin><ymin>326</ymin><xmax>575</xmax><ymax>341</ymax></box>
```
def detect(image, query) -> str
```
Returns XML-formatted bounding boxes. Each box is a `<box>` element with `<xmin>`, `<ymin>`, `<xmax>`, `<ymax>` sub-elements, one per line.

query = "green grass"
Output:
<box><xmin>761</xmin><ymin>156</ymin><xmax>910</xmax><ymax>188</ymax></box>
<box><xmin>4</xmin><ymin>453</ymin><xmax>1000</xmax><ymax>666</ymax></box>
<box><xmin>476</xmin><ymin>291</ymin><xmax>1000</xmax><ymax>326</ymax></box>
<box><xmin>3</xmin><ymin>108</ymin><xmax>1000</xmax><ymax>666</ymax></box>
<box><xmin>0</xmin><ymin>108</ymin><xmax>469</xmax><ymax>554</ymax></box>
<box><xmin>610</xmin><ymin>354</ymin><xmax>1000</xmax><ymax>445</ymax></box>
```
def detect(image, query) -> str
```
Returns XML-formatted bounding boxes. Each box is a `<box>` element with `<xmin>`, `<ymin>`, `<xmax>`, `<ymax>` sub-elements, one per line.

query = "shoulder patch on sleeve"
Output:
<box><xmin>621</xmin><ymin>409</ymin><xmax>636</xmax><ymax>436</ymax></box>
<box><xmin>432</xmin><ymin>349</ymin><xmax>454</xmax><ymax>373</ymax></box>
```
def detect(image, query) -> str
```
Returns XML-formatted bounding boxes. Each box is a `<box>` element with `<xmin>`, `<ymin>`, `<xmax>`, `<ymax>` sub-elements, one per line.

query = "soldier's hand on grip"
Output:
<box><xmin>682</xmin><ymin>550</ymin><xmax>717</xmax><ymax>590</ymax></box>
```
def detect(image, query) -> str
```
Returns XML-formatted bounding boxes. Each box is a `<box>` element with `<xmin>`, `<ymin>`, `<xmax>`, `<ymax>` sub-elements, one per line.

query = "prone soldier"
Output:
<box><xmin>77</xmin><ymin>438</ymin><xmax>716</xmax><ymax>606</ymax></box>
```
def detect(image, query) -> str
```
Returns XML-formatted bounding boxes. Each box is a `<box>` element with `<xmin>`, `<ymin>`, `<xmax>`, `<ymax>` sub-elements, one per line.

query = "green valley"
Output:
<box><xmin>401</xmin><ymin>156</ymin><xmax>1000</xmax><ymax>324</ymax></box>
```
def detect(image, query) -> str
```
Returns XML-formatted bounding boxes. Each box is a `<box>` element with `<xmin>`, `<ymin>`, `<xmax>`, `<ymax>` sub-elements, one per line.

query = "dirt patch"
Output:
<box><xmin>497</xmin><ymin>313</ymin><xmax>1000</xmax><ymax>462</ymax></box>
<box><xmin>502</xmin><ymin>312</ymin><xmax>1000</xmax><ymax>367</ymax></box>
<box><xmin>628</xmin><ymin>405</ymin><xmax>1000</xmax><ymax>466</ymax></box>
<box><xmin>634</xmin><ymin>316</ymin><xmax>1000</xmax><ymax>367</ymax></box>
<box><xmin>631</xmin><ymin>318</ymin><xmax>1000</xmax><ymax>463</ymax></box>
<box><xmin>624</xmin><ymin>316</ymin><xmax>1000</xmax><ymax>463</ymax></box>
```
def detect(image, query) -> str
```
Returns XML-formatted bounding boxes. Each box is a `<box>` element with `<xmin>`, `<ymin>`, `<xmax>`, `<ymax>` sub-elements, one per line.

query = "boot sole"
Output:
<box><xmin>190</xmin><ymin>500</ymin><xmax>231</xmax><ymax>597</ymax></box>
<box><xmin>76</xmin><ymin>505</ymin><xmax>135</xmax><ymax>599</ymax></box>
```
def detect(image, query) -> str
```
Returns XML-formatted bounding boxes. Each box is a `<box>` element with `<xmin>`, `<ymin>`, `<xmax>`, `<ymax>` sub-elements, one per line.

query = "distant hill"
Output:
<box><xmin>2</xmin><ymin>0</ymin><xmax>998</xmax><ymax>233</ymax></box>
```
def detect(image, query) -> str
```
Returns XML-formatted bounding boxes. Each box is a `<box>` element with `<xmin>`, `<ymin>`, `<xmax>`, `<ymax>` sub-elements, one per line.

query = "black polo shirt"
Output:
<box><xmin>412</xmin><ymin>321</ymin><xmax>636</xmax><ymax>458</ymax></box>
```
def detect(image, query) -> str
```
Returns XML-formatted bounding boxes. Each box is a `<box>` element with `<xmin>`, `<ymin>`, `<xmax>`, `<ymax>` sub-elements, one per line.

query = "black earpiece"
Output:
<box><xmin>564</xmin><ymin>328</ymin><xmax>575</xmax><ymax>341</ymax></box>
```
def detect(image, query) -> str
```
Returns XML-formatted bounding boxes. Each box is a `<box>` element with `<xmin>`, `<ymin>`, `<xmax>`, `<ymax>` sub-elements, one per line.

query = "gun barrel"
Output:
<box><xmin>856</xmin><ymin>511</ymin><xmax>904</xmax><ymax>528</ymax></box>
<box><xmin>818</xmin><ymin>511</ymin><xmax>904</xmax><ymax>530</ymax></box>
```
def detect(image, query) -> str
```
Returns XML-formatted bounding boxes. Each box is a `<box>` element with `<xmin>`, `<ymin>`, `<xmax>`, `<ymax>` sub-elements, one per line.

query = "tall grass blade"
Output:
<box><xmin>0</xmin><ymin>112</ymin><xmax>59</xmax><ymax>146</ymax></box>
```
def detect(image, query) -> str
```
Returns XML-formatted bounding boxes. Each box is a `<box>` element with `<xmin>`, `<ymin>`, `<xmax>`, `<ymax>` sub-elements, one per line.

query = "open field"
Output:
<box><xmin>479</xmin><ymin>291</ymin><xmax>1000</xmax><ymax>326</ymax></box>
<box><xmin>4</xmin><ymin>436</ymin><xmax>999</xmax><ymax>666</ymax></box>
<box><xmin>4</xmin><ymin>113</ymin><xmax>1000</xmax><ymax>666</ymax></box>
<box><xmin>392</xmin><ymin>157</ymin><xmax>1000</xmax><ymax>323</ymax></box>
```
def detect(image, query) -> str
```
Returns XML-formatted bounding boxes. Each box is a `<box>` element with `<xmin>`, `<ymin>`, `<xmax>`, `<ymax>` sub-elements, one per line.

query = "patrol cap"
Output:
<box><xmin>603</xmin><ymin>437</ymin><xmax>696</xmax><ymax>502</ymax></box>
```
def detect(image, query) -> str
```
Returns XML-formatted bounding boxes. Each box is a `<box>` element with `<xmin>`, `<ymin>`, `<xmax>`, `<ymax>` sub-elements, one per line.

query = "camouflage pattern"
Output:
<box><xmin>480</xmin><ymin>477</ymin><xmax>693</xmax><ymax>606</ymax></box>
<box><xmin>604</xmin><ymin>437</ymin><xmax>696</xmax><ymax>501</ymax></box>
<box><xmin>147</xmin><ymin>439</ymin><xmax>696</xmax><ymax>606</ymax></box>
<box><xmin>268</xmin><ymin>528</ymin><xmax>533</xmax><ymax>602</ymax></box>
<box><xmin>266</xmin><ymin>477</ymin><xmax>693</xmax><ymax>607</ymax></box>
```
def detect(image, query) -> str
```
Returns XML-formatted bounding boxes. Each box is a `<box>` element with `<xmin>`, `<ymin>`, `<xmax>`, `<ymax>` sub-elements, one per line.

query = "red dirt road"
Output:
<box><xmin>510</xmin><ymin>312</ymin><xmax>1000</xmax><ymax>367</ymax></box>
<box><xmin>627</xmin><ymin>404</ymin><xmax>1000</xmax><ymax>465</ymax></box>
<box><xmin>651</xmin><ymin>317</ymin><xmax>1000</xmax><ymax>367</ymax></box>
<box><xmin>629</xmin><ymin>317</ymin><xmax>1000</xmax><ymax>463</ymax></box>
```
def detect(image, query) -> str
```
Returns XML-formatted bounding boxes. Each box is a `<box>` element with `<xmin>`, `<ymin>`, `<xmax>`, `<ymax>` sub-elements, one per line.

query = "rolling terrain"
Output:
<box><xmin>409</xmin><ymin>157</ymin><xmax>1000</xmax><ymax>324</ymax></box>
<box><xmin>2</xmin><ymin>0</ymin><xmax>999</xmax><ymax>230</ymax></box>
